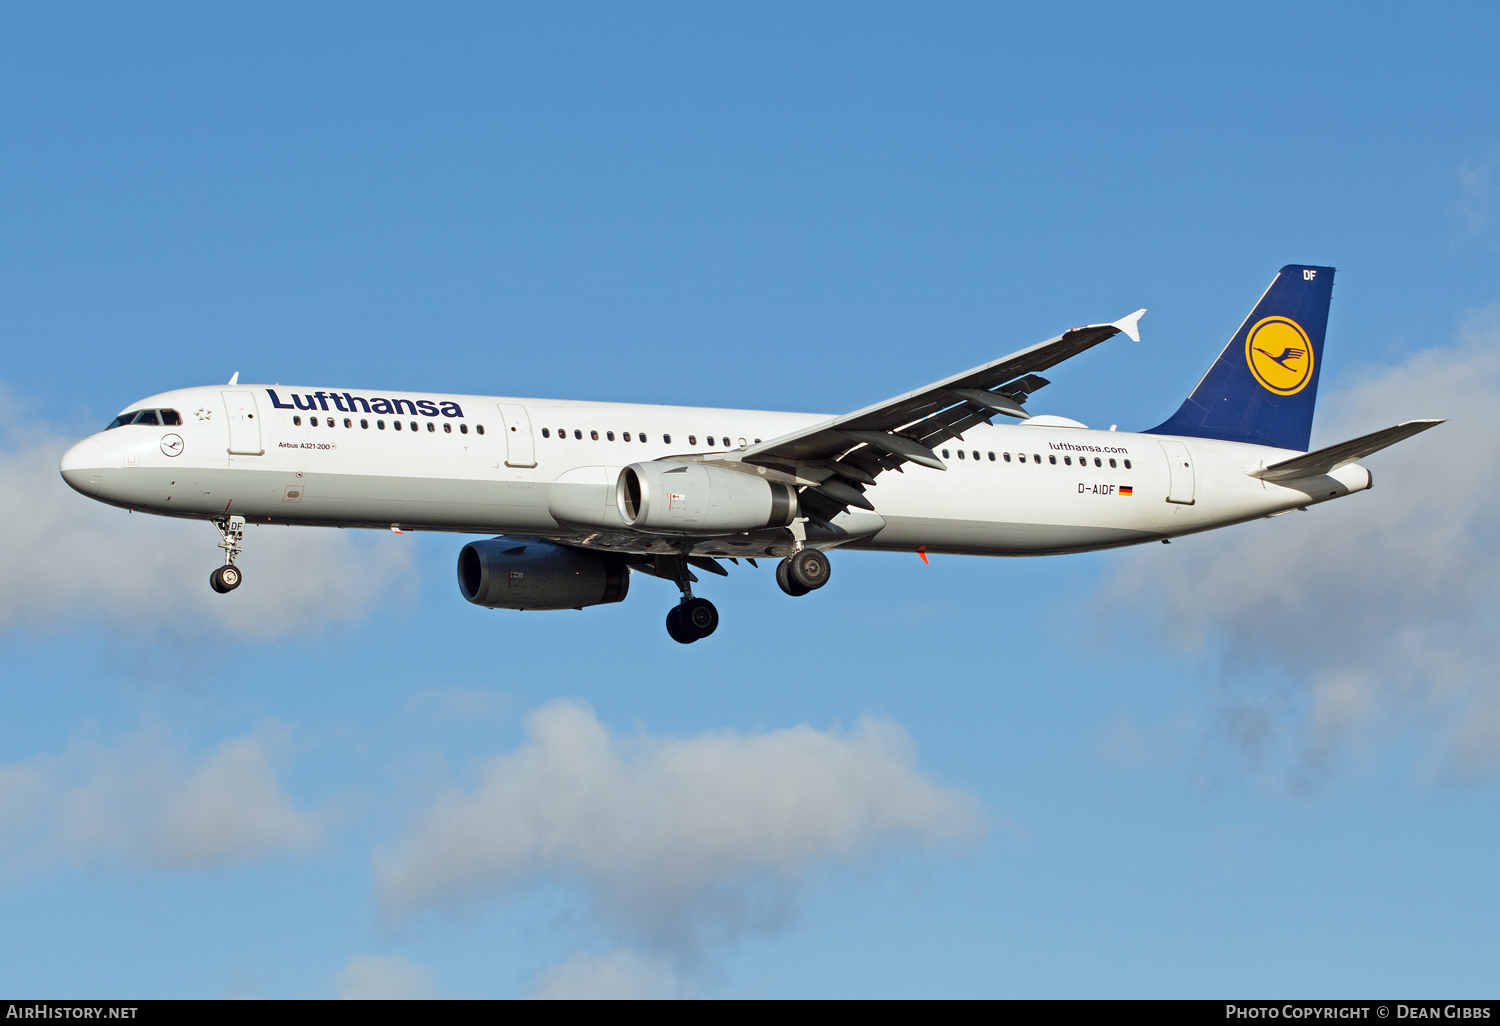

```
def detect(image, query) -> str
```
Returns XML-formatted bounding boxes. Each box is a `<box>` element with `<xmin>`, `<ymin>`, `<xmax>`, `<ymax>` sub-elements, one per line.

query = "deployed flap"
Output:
<box><xmin>743</xmin><ymin>311</ymin><xmax>1145</xmax><ymax>468</ymax></box>
<box><xmin>1250</xmin><ymin>419</ymin><xmax>1443</xmax><ymax>482</ymax></box>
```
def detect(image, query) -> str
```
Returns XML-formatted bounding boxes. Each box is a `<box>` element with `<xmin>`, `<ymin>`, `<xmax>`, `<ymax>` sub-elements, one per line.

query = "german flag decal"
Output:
<box><xmin>1119</xmin><ymin>486</ymin><xmax>1133</xmax><ymax>496</ymax></box>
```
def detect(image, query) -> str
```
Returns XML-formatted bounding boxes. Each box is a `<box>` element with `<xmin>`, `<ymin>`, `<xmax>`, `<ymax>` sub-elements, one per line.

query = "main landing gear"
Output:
<box><xmin>661</xmin><ymin>556</ymin><xmax>719</xmax><ymax>644</ymax></box>
<box><xmin>666</xmin><ymin>597</ymin><xmax>719</xmax><ymax>644</ymax></box>
<box><xmin>210</xmin><ymin>515</ymin><xmax>246</xmax><ymax>594</ymax></box>
<box><xmin>776</xmin><ymin>548</ymin><xmax>831</xmax><ymax>597</ymax></box>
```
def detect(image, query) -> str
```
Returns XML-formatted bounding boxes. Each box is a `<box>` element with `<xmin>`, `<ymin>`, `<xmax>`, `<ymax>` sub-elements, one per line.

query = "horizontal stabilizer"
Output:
<box><xmin>1249</xmin><ymin>419</ymin><xmax>1444</xmax><ymax>482</ymax></box>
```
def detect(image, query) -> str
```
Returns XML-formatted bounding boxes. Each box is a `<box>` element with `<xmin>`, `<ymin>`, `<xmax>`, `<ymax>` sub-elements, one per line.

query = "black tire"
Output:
<box><xmin>682</xmin><ymin>597</ymin><xmax>718</xmax><ymax>639</ymax></box>
<box><xmin>665</xmin><ymin>604</ymin><xmax>697</xmax><ymax>644</ymax></box>
<box><xmin>210</xmin><ymin>565</ymin><xmax>242</xmax><ymax>594</ymax></box>
<box><xmin>788</xmin><ymin>548</ymin><xmax>830</xmax><ymax>591</ymax></box>
<box><xmin>776</xmin><ymin>559</ymin><xmax>811</xmax><ymax>597</ymax></box>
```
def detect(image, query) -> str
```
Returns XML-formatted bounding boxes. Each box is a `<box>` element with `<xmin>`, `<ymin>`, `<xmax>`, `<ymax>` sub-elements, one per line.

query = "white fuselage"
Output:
<box><xmin>59</xmin><ymin>383</ymin><xmax>1372</xmax><ymax>559</ymax></box>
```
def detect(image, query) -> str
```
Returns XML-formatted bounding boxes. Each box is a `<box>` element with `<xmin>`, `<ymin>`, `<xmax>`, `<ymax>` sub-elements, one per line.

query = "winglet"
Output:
<box><xmin>1112</xmin><ymin>309</ymin><xmax>1146</xmax><ymax>343</ymax></box>
<box><xmin>228</xmin><ymin>372</ymin><xmax>240</xmax><ymax>385</ymax></box>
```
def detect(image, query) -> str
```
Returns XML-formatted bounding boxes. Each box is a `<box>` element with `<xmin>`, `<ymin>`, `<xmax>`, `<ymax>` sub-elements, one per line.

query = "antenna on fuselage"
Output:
<box><xmin>228</xmin><ymin>372</ymin><xmax>239</xmax><ymax>385</ymax></box>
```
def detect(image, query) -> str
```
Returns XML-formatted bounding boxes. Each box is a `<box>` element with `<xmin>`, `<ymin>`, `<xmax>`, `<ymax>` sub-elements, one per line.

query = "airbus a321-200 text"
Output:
<box><xmin>61</xmin><ymin>265</ymin><xmax>1440</xmax><ymax>643</ymax></box>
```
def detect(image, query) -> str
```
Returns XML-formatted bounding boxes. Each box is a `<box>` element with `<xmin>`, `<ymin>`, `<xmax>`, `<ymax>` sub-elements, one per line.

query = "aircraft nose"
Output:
<box><xmin>60</xmin><ymin>438</ymin><xmax>104</xmax><ymax>495</ymax></box>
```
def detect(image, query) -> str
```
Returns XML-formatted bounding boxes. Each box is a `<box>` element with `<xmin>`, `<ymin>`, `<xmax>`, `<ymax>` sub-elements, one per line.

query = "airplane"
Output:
<box><xmin>60</xmin><ymin>264</ymin><xmax>1441</xmax><ymax>643</ymax></box>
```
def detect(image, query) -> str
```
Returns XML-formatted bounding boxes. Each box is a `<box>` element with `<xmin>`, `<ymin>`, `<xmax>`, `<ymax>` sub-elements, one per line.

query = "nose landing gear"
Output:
<box><xmin>210</xmin><ymin>515</ymin><xmax>246</xmax><ymax>593</ymax></box>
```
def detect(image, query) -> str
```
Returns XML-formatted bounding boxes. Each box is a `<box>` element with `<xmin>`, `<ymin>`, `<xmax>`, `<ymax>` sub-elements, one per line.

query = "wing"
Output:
<box><xmin>1250</xmin><ymin>419</ymin><xmax>1443</xmax><ymax>482</ymax></box>
<box><xmin>728</xmin><ymin>309</ymin><xmax>1145</xmax><ymax>521</ymax></box>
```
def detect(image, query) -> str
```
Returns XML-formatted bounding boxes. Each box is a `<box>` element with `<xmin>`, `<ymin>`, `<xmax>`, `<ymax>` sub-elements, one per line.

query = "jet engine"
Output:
<box><xmin>617</xmin><ymin>461</ymin><xmax>798</xmax><ymax>533</ymax></box>
<box><xmin>457</xmin><ymin>538</ymin><xmax>629</xmax><ymax>610</ymax></box>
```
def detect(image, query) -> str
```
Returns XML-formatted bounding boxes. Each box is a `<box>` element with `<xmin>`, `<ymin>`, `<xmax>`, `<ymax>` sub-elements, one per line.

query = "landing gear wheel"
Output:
<box><xmin>665</xmin><ymin>604</ymin><xmax>695</xmax><ymax>644</ymax></box>
<box><xmin>776</xmin><ymin>559</ymin><xmax>811</xmax><ymax>597</ymax></box>
<box><xmin>666</xmin><ymin>598</ymin><xmax>718</xmax><ymax>643</ymax></box>
<box><xmin>210</xmin><ymin>564</ymin><xmax>242</xmax><ymax>594</ymax></box>
<box><xmin>787</xmin><ymin>549</ymin><xmax>831</xmax><ymax>591</ymax></box>
<box><xmin>682</xmin><ymin>597</ymin><xmax>718</xmax><ymax>639</ymax></box>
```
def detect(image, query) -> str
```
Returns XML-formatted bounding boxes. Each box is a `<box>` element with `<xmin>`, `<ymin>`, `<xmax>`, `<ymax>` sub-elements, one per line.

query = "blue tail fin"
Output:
<box><xmin>1145</xmin><ymin>264</ymin><xmax>1335</xmax><ymax>452</ymax></box>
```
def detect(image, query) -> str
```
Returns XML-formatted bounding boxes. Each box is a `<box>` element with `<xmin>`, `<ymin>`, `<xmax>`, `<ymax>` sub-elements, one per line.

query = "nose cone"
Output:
<box><xmin>60</xmin><ymin>438</ymin><xmax>104</xmax><ymax>495</ymax></box>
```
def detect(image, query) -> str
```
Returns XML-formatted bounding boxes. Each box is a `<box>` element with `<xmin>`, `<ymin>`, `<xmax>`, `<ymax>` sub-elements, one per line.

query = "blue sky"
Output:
<box><xmin>2</xmin><ymin>2</ymin><xmax>1499</xmax><ymax>998</ymax></box>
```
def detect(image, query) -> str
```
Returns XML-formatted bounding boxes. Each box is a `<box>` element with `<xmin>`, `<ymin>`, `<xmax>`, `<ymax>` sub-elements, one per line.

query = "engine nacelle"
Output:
<box><xmin>617</xmin><ymin>461</ymin><xmax>798</xmax><ymax>533</ymax></box>
<box><xmin>457</xmin><ymin>538</ymin><xmax>629</xmax><ymax>610</ymax></box>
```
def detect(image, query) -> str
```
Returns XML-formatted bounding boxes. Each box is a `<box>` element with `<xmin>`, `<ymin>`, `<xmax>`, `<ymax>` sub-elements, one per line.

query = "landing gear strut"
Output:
<box><xmin>776</xmin><ymin>548</ymin><xmax>830</xmax><ymax>597</ymax></box>
<box><xmin>662</xmin><ymin>555</ymin><xmax>718</xmax><ymax>644</ymax></box>
<box><xmin>210</xmin><ymin>515</ymin><xmax>246</xmax><ymax>594</ymax></box>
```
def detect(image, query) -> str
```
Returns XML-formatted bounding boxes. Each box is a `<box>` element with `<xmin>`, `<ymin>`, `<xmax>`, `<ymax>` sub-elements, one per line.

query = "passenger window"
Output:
<box><xmin>623</xmin><ymin>432</ymin><xmax>632</xmax><ymax>442</ymax></box>
<box><xmin>1064</xmin><ymin>456</ymin><xmax>1072</xmax><ymax>465</ymax></box>
<box><xmin>591</xmin><ymin>430</ymin><xmax>598</xmax><ymax>440</ymax></box>
<box><xmin>361</xmin><ymin>419</ymin><xmax>369</xmax><ymax>429</ymax></box>
<box><xmin>688</xmin><ymin>435</ymin><xmax>696</xmax><ymax>445</ymax></box>
<box><xmin>1109</xmin><ymin>458</ymin><xmax>1117</xmax><ymax>468</ymax></box>
<box><xmin>1049</xmin><ymin>455</ymin><xmax>1057</xmax><ymax>465</ymax></box>
<box><xmin>988</xmin><ymin>452</ymin><xmax>995</xmax><ymax>461</ymax></box>
<box><xmin>1004</xmin><ymin>453</ymin><xmax>1011</xmax><ymax>462</ymax></box>
<box><xmin>542</xmin><ymin>428</ymin><xmax>550</xmax><ymax>438</ymax></box>
<box><xmin>459</xmin><ymin>423</ymin><xmax>467</xmax><ymax>434</ymax></box>
<box><xmin>476</xmin><ymin>425</ymin><xmax>484</xmax><ymax>434</ymax></box>
<box><xmin>444</xmin><ymin>423</ymin><xmax>452</xmax><ymax>433</ymax></box>
<box><xmin>956</xmin><ymin>450</ymin><xmax>964</xmax><ymax>459</ymax></box>
<box><xmin>641</xmin><ymin>433</ymin><xmax>648</xmax><ymax>442</ymax></box>
<box><xmin>377</xmin><ymin>420</ymin><xmax>385</xmax><ymax>430</ymax></box>
<box><xmin>1033</xmin><ymin>454</ymin><xmax>1041</xmax><ymax>463</ymax></box>
<box><xmin>135</xmin><ymin>410</ymin><xmax>160</xmax><ymax>426</ymax></box>
<box><xmin>755</xmin><ymin>438</ymin><xmax>761</xmax><ymax>443</ymax></box>
<box><xmin>942</xmin><ymin>449</ymin><xmax>950</xmax><ymax>458</ymax></box>
<box><xmin>607</xmin><ymin>431</ymin><xmax>615</xmax><ymax>441</ymax></box>
<box><xmin>663</xmin><ymin>434</ymin><xmax>671</xmax><ymax>444</ymax></box>
<box><xmin>1124</xmin><ymin>459</ymin><xmax>1131</xmax><ymax>469</ymax></box>
<box><xmin>1094</xmin><ymin>457</ymin><xmax>1101</xmax><ymax>467</ymax></box>
<box><xmin>160</xmin><ymin>410</ymin><xmax>182</xmax><ymax>425</ymax></box>
<box><xmin>394</xmin><ymin>421</ymin><xmax>402</xmax><ymax>431</ymax></box>
<box><xmin>1018</xmin><ymin>454</ymin><xmax>1025</xmax><ymax>463</ymax></box>
<box><xmin>293</xmin><ymin>416</ymin><xmax>302</xmax><ymax>426</ymax></box>
<box><xmin>427</xmin><ymin>422</ymin><xmax>435</xmax><ymax>432</ymax></box>
<box><xmin>410</xmin><ymin>422</ymin><xmax>418</xmax><ymax>432</ymax></box>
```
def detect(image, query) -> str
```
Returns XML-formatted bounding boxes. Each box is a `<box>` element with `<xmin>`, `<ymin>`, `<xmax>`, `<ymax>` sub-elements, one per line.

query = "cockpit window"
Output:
<box><xmin>106</xmin><ymin>408</ymin><xmax>181</xmax><ymax>429</ymax></box>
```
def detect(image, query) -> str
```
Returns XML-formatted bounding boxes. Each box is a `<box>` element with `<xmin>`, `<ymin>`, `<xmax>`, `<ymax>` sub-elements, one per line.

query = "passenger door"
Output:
<box><xmin>222</xmin><ymin>391</ymin><xmax>264</xmax><ymax>455</ymax></box>
<box><xmin>1158</xmin><ymin>440</ymin><xmax>1195</xmax><ymax>504</ymax></box>
<box><xmin>498</xmin><ymin>404</ymin><xmax>537</xmax><ymax>468</ymax></box>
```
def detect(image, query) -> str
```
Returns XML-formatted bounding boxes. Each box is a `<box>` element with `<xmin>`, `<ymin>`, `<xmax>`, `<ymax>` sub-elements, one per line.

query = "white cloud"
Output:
<box><xmin>0</xmin><ymin>722</ymin><xmax>322</xmax><ymax>878</ymax></box>
<box><xmin>1102</xmin><ymin>306</ymin><xmax>1500</xmax><ymax>781</ymax></box>
<box><xmin>528</xmin><ymin>950</ymin><xmax>682</xmax><ymax>1000</ymax></box>
<box><xmin>1457</xmin><ymin>144</ymin><xmax>1500</xmax><ymax>235</ymax></box>
<box><xmin>374</xmin><ymin>699</ymin><xmax>983</xmax><ymax>954</ymax></box>
<box><xmin>0</xmin><ymin>388</ymin><xmax>413</xmax><ymax>641</ymax></box>
<box><xmin>337</xmin><ymin>955</ymin><xmax>440</xmax><ymax>1000</ymax></box>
